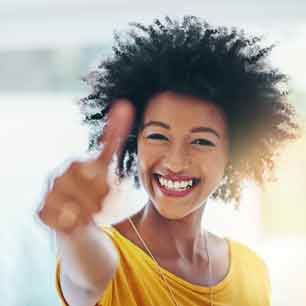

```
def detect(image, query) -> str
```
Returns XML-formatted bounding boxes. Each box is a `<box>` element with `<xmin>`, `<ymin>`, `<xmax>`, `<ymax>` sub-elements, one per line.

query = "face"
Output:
<box><xmin>136</xmin><ymin>91</ymin><xmax>230</xmax><ymax>220</ymax></box>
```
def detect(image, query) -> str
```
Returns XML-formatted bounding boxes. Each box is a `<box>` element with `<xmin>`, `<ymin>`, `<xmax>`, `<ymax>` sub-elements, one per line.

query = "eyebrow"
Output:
<box><xmin>141</xmin><ymin>120</ymin><xmax>220</xmax><ymax>139</ymax></box>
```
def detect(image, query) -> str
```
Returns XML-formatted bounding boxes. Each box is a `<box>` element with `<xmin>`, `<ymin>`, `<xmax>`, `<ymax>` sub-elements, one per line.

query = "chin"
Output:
<box><xmin>151</xmin><ymin>201</ymin><xmax>203</xmax><ymax>221</ymax></box>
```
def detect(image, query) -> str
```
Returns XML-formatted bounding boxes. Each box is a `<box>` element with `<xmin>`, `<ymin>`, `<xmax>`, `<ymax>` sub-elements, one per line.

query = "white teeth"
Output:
<box><xmin>157</xmin><ymin>175</ymin><xmax>195</xmax><ymax>191</ymax></box>
<box><xmin>179</xmin><ymin>181</ymin><xmax>188</xmax><ymax>188</ymax></box>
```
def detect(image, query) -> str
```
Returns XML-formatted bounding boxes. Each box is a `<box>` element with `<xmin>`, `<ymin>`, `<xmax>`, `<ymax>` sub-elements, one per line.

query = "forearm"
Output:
<box><xmin>55</xmin><ymin>221</ymin><xmax>118</xmax><ymax>292</ymax></box>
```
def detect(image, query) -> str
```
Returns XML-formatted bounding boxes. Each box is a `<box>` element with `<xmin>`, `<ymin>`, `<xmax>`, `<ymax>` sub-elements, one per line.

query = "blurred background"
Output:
<box><xmin>1</xmin><ymin>0</ymin><xmax>306</xmax><ymax>305</ymax></box>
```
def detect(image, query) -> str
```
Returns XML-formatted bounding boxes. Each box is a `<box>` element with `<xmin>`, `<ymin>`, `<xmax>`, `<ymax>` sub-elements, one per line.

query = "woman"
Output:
<box><xmin>38</xmin><ymin>16</ymin><xmax>301</xmax><ymax>305</ymax></box>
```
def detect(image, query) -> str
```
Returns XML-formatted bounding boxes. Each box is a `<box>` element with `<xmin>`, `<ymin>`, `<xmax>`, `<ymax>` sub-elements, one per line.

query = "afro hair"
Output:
<box><xmin>78</xmin><ymin>15</ymin><xmax>302</xmax><ymax>207</ymax></box>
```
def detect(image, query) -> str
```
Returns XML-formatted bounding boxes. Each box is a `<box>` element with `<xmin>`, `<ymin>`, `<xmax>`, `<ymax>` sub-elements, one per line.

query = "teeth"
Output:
<box><xmin>177</xmin><ymin>181</ymin><xmax>186</xmax><ymax>188</ymax></box>
<box><xmin>157</xmin><ymin>175</ymin><xmax>195</xmax><ymax>191</ymax></box>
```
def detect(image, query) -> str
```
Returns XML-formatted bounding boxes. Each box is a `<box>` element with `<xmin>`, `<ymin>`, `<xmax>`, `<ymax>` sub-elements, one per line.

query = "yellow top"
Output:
<box><xmin>56</xmin><ymin>225</ymin><xmax>271</xmax><ymax>306</ymax></box>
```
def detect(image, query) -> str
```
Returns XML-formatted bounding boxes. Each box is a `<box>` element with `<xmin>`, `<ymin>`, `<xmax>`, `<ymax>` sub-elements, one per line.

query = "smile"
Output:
<box><xmin>153</xmin><ymin>174</ymin><xmax>200</xmax><ymax>197</ymax></box>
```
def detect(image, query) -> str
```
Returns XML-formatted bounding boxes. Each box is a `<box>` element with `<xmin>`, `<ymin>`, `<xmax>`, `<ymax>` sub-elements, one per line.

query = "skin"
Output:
<box><xmin>114</xmin><ymin>91</ymin><xmax>231</xmax><ymax>286</ymax></box>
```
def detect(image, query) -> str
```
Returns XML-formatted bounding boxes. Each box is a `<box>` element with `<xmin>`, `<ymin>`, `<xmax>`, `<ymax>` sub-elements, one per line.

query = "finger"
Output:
<box><xmin>54</xmin><ymin>173</ymin><xmax>105</xmax><ymax>215</ymax></box>
<box><xmin>96</xmin><ymin>99</ymin><xmax>135</xmax><ymax>166</ymax></box>
<box><xmin>57</xmin><ymin>202</ymin><xmax>93</xmax><ymax>234</ymax></box>
<box><xmin>38</xmin><ymin>192</ymin><xmax>86</xmax><ymax>233</ymax></box>
<box><xmin>57</xmin><ymin>200</ymin><xmax>81</xmax><ymax>230</ymax></box>
<box><xmin>37</xmin><ymin>191</ymin><xmax>66</xmax><ymax>230</ymax></box>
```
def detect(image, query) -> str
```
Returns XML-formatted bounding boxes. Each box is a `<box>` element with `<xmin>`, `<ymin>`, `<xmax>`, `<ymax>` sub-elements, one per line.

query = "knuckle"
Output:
<box><xmin>79</xmin><ymin>163</ymin><xmax>100</xmax><ymax>181</ymax></box>
<box><xmin>68</xmin><ymin>161</ymin><xmax>83</xmax><ymax>174</ymax></box>
<box><xmin>37</xmin><ymin>205</ymin><xmax>54</xmax><ymax>227</ymax></box>
<box><xmin>52</xmin><ymin>175</ymin><xmax>75</xmax><ymax>196</ymax></box>
<box><xmin>52</xmin><ymin>175</ymin><xmax>66</xmax><ymax>191</ymax></box>
<box><xmin>56</xmin><ymin>201</ymin><xmax>80</xmax><ymax>230</ymax></box>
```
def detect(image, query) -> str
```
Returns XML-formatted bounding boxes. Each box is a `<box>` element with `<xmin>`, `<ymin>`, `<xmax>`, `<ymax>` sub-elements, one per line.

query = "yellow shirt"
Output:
<box><xmin>56</xmin><ymin>225</ymin><xmax>271</xmax><ymax>306</ymax></box>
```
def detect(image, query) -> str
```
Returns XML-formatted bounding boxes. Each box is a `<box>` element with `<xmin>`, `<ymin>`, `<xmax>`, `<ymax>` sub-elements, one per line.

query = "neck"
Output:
<box><xmin>135</xmin><ymin>201</ymin><xmax>209</xmax><ymax>263</ymax></box>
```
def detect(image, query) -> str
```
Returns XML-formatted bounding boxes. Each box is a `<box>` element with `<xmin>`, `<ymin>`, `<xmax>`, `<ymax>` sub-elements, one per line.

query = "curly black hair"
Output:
<box><xmin>78</xmin><ymin>15</ymin><xmax>302</xmax><ymax>208</ymax></box>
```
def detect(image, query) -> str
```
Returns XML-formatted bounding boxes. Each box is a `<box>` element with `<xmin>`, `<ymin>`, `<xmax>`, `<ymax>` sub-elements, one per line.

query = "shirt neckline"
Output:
<box><xmin>108</xmin><ymin>225</ymin><xmax>234</xmax><ymax>293</ymax></box>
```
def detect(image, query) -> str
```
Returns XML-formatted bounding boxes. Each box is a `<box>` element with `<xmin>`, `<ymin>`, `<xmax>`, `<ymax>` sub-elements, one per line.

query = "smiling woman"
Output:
<box><xmin>136</xmin><ymin>92</ymin><xmax>229</xmax><ymax>221</ymax></box>
<box><xmin>45</xmin><ymin>15</ymin><xmax>303</xmax><ymax>306</ymax></box>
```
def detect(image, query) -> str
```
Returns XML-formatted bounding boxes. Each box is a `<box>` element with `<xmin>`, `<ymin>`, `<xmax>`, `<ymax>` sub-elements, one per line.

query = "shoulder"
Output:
<box><xmin>230</xmin><ymin>239</ymin><xmax>270</xmax><ymax>278</ymax></box>
<box><xmin>99</xmin><ymin>217</ymin><xmax>142</xmax><ymax>251</ymax></box>
<box><xmin>230</xmin><ymin>239</ymin><xmax>265</xmax><ymax>262</ymax></box>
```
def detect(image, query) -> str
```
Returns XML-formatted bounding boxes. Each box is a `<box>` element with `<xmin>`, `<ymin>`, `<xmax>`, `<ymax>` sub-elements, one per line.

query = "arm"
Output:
<box><xmin>37</xmin><ymin>100</ymin><xmax>134</xmax><ymax>305</ymax></box>
<box><xmin>56</xmin><ymin>222</ymin><xmax>119</xmax><ymax>305</ymax></box>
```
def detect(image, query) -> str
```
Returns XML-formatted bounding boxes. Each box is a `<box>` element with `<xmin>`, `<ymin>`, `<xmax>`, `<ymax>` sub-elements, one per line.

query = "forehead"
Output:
<box><xmin>143</xmin><ymin>92</ymin><xmax>227</xmax><ymax>134</ymax></box>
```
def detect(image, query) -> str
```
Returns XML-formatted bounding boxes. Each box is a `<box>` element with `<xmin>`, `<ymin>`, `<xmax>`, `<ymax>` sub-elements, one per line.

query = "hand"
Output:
<box><xmin>37</xmin><ymin>99</ymin><xmax>135</xmax><ymax>234</ymax></box>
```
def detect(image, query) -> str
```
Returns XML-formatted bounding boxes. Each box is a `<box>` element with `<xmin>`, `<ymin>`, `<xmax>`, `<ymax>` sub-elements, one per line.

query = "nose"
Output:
<box><xmin>162</xmin><ymin>144</ymin><xmax>191</xmax><ymax>173</ymax></box>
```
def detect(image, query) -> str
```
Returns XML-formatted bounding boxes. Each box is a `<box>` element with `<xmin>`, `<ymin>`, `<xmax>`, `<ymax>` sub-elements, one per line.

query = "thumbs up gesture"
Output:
<box><xmin>37</xmin><ymin>100</ymin><xmax>135</xmax><ymax>234</ymax></box>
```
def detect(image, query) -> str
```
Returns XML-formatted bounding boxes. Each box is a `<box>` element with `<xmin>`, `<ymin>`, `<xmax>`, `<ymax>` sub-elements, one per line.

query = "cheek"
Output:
<box><xmin>199</xmin><ymin>150</ymin><xmax>228</xmax><ymax>180</ymax></box>
<box><xmin>137</xmin><ymin>140</ymin><xmax>164</xmax><ymax>167</ymax></box>
<box><xmin>207</xmin><ymin>154</ymin><xmax>228</xmax><ymax>183</ymax></box>
<box><xmin>137</xmin><ymin>144</ymin><xmax>168</xmax><ymax>191</ymax></box>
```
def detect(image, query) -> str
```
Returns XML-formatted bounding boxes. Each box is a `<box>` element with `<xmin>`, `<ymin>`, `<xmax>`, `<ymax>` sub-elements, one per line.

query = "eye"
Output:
<box><xmin>192</xmin><ymin>139</ymin><xmax>215</xmax><ymax>146</ymax></box>
<box><xmin>146</xmin><ymin>133</ymin><xmax>168</xmax><ymax>140</ymax></box>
